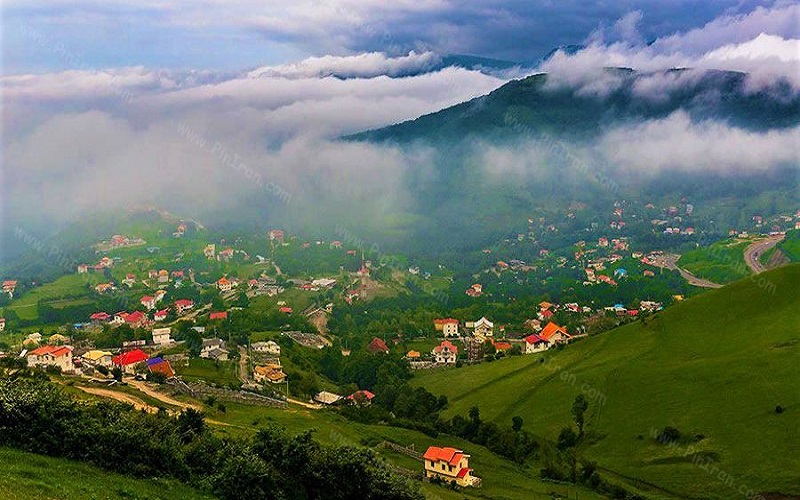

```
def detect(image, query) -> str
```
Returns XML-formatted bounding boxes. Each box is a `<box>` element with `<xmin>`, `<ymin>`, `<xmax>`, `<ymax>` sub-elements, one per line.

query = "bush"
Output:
<box><xmin>657</xmin><ymin>426</ymin><xmax>681</xmax><ymax>444</ymax></box>
<box><xmin>557</xmin><ymin>426</ymin><xmax>578</xmax><ymax>449</ymax></box>
<box><xmin>775</xmin><ymin>405</ymin><xmax>784</xmax><ymax>414</ymax></box>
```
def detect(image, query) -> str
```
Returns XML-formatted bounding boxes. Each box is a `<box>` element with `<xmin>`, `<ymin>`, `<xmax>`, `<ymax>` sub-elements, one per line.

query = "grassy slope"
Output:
<box><xmin>678</xmin><ymin>239</ymin><xmax>751</xmax><ymax>284</ymax></box>
<box><xmin>413</xmin><ymin>264</ymin><xmax>800</xmax><ymax>499</ymax></box>
<box><xmin>0</xmin><ymin>447</ymin><xmax>214</xmax><ymax>500</ymax></box>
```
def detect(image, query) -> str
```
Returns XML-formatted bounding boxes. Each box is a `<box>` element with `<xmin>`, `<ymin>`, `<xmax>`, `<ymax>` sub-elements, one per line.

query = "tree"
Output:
<box><xmin>572</xmin><ymin>394</ymin><xmax>589</xmax><ymax>436</ymax></box>
<box><xmin>512</xmin><ymin>415</ymin><xmax>524</xmax><ymax>432</ymax></box>
<box><xmin>557</xmin><ymin>426</ymin><xmax>578</xmax><ymax>449</ymax></box>
<box><xmin>111</xmin><ymin>367</ymin><xmax>123</xmax><ymax>382</ymax></box>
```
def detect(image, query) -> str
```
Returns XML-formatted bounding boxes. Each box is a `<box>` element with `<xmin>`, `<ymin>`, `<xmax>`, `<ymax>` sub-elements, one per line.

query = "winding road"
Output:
<box><xmin>743</xmin><ymin>235</ymin><xmax>785</xmax><ymax>274</ymax></box>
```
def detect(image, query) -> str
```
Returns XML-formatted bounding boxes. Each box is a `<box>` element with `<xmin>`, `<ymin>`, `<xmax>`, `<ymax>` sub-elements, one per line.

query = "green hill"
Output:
<box><xmin>0</xmin><ymin>447</ymin><xmax>214</xmax><ymax>500</ymax></box>
<box><xmin>413</xmin><ymin>264</ymin><xmax>800</xmax><ymax>499</ymax></box>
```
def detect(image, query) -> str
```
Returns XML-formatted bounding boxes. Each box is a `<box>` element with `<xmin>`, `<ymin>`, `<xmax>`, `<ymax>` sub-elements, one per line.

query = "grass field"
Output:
<box><xmin>176</xmin><ymin>358</ymin><xmax>240</xmax><ymax>387</ymax></box>
<box><xmin>0</xmin><ymin>447</ymin><xmax>214</xmax><ymax>500</ymax></box>
<box><xmin>678</xmin><ymin>239</ymin><xmax>752</xmax><ymax>284</ymax></box>
<box><xmin>413</xmin><ymin>264</ymin><xmax>800</xmax><ymax>499</ymax></box>
<box><xmin>6</xmin><ymin>274</ymin><xmax>99</xmax><ymax>320</ymax></box>
<box><xmin>775</xmin><ymin>229</ymin><xmax>800</xmax><ymax>262</ymax></box>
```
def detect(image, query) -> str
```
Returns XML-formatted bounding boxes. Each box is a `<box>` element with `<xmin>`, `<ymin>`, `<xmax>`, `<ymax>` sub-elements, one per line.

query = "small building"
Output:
<box><xmin>124</xmin><ymin>311</ymin><xmax>148</xmax><ymax>328</ymax></box>
<box><xmin>154</xmin><ymin>309</ymin><xmax>169</xmax><ymax>322</ymax></box>
<box><xmin>539</xmin><ymin>322</ymin><xmax>571</xmax><ymax>345</ymax></box>
<box><xmin>472</xmin><ymin>317</ymin><xmax>493</xmax><ymax>342</ymax></box>
<box><xmin>141</xmin><ymin>295</ymin><xmax>156</xmax><ymax>311</ymax></box>
<box><xmin>524</xmin><ymin>334</ymin><xmax>550</xmax><ymax>354</ymax></box>
<box><xmin>82</xmin><ymin>350</ymin><xmax>113</xmax><ymax>368</ymax></box>
<box><xmin>90</xmin><ymin>312</ymin><xmax>111</xmax><ymax>324</ymax></box>
<box><xmin>27</xmin><ymin>345</ymin><xmax>74</xmax><ymax>372</ymax></box>
<box><xmin>209</xmin><ymin>311</ymin><xmax>228</xmax><ymax>321</ymax></box>
<box><xmin>423</xmin><ymin>446</ymin><xmax>480</xmax><ymax>487</ymax></box>
<box><xmin>0</xmin><ymin>317</ymin><xmax>5</xmax><ymax>331</ymax></box>
<box><xmin>112</xmin><ymin>349</ymin><xmax>149</xmax><ymax>374</ymax></box>
<box><xmin>432</xmin><ymin>340</ymin><xmax>458</xmax><ymax>364</ymax></box>
<box><xmin>347</xmin><ymin>390</ymin><xmax>375</xmax><ymax>405</ymax></box>
<box><xmin>174</xmin><ymin>299</ymin><xmax>194</xmax><ymax>314</ymax></box>
<box><xmin>252</xmin><ymin>340</ymin><xmax>281</xmax><ymax>355</ymax></box>
<box><xmin>434</xmin><ymin>318</ymin><xmax>459</xmax><ymax>337</ymax></box>
<box><xmin>146</xmin><ymin>357</ymin><xmax>175</xmax><ymax>378</ymax></box>
<box><xmin>217</xmin><ymin>277</ymin><xmax>233</xmax><ymax>292</ymax></box>
<box><xmin>200</xmin><ymin>338</ymin><xmax>229</xmax><ymax>360</ymax></box>
<box><xmin>314</xmin><ymin>391</ymin><xmax>343</xmax><ymax>405</ymax></box>
<box><xmin>253</xmin><ymin>363</ymin><xmax>286</xmax><ymax>384</ymax></box>
<box><xmin>406</xmin><ymin>350</ymin><xmax>421</xmax><ymax>360</ymax></box>
<box><xmin>367</xmin><ymin>337</ymin><xmax>390</xmax><ymax>354</ymax></box>
<box><xmin>152</xmin><ymin>327</ymin><xmax>172</xmax><ymax>346</ymax></box>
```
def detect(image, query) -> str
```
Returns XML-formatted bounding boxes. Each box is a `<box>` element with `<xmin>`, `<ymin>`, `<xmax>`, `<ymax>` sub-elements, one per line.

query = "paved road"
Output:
<box><xmin>648</xmin><ymin>253</ymin><xmax>723</xmax><ymax>288</ymax></box>
<box><xmin>744</xmin><ymin>235</ymin><xmax>784</xmax><ymax>274</ymax></box>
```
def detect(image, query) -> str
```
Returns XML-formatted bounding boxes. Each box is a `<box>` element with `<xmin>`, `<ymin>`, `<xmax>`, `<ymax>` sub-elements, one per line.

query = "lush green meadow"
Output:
<box><xmin>414</xmin><ymin>264</ymin><xmax>800</xmax><ymax>499</ymax></box>
<box><xmin>678</xmin><ymin>239</ymin><xmax>751</xmax><ymax>284</ymax></box>
<box><xmin>0</xmin><ymin>447</ymin><xmax>214</xmax><ymax>500</ymax></box>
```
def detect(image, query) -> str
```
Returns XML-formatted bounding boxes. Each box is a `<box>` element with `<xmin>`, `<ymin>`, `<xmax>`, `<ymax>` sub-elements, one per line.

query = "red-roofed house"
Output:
<box><xmin>140</xmin><ymin>295</ymin><xmax>156</xmax><ymax>311</ymax></box>
<box><xmin>90</xmin><ymin>312</ymin><xmax>111</xmax><ymax>324</ymax></box>
<box><xmin>538</xmin><ymin>322</ymin><xmax>571</xmax><ymax>345</ymax></box>
<box><xmin>209</xmin><ymin>311</ymin><xmax>228</xmax><ymax>321</ymax></box>
<box><xmin>0</xmin><ymin>317</ymin><xmax>4</xmax><ymax>331</ymax></box>
<box><xmin>432</xmin><ymin>340</ymin><xmax>458</xmax><ymax>364</ymax></box>
<box><xmin>347</xmin><ymin>390</ymin><xmax>375</xmax><ymax>405</ymax></box>
<box><xmin>217</xmin><ymin>277</ymin><xmax>233</xmax><ymax>292</ymax></box>
<box><xmin>537</xmin><ymin>308</ymin><xmax>554</xmax><ymax>321</ymax></box>
<box><xmin>26</xmin><ymin>345</ymin><xmax>74</xmax><ymax>372</ymax></box>
<box><xmin>154</xmin><ymin>309</ymin><xmax>169</xmax><ymax>322</ymax></box>
<box><xmin>174</xmin><ymin>299</ymin><xmax>194</xmax><ymax>314</ymax></box>
<box><xmin>125</xmin><ymin>311</ymin><xmax>148</xmax><ymax>328</ymax></box>
<box><xmin>423</xmin><ymin>446</ymin><xmax>480</xmax><ymax>487</ymax></box>
<box><xmin>494</xmin><ymin>341</ymin><xmax>512</xmax><ymax>352</ymax></box>
<box><xmin>524</xmin><ymin>334</ymin><xmax>550</xmax><ymax>354</ymax></box>
<box><xmin>113</xmin><ymin>349</ymin><xmax>149</xmax><ymax>374</ymax></box>
<box><xmin>279</xmin><ymin>306</ymin><xmax>293</xmax><ymax>314</ymax></box>
<box><xmin>367</xmin><ymin>337</ymin><xmax>389</xmax><ymax>354</ymax></box>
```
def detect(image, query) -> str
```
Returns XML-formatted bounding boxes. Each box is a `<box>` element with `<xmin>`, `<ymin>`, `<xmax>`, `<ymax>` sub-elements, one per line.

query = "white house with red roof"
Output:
<box><xmin>125</xmin><ymin>311</ymin><xmax>148</xmax><ymax>328</ymax></box>
<box><xmin>423</xmin><ymin>446</ymin><xmax>480</xmax><ymax>487</ymax></box>
<box><xmin>434</xmin><ymin>318</ymin><xmax>459</xmax><ymax>337</ymax></box>
<box><xmin>27</xmin><ymin>345</ymin><xmax>74</xmax><ymax>372</ymax></box>
<box><xmin>140</xmin><ymin>295</ymin><xmax>156</xmax><ymax>311</ymax></box>
<box><xmin>432</xmin><ymin>340</ymin><xmax>458</xmax><ymax>364</ymax></box>
<box><xmin>524</xmin><ymin>334</ymin><xmax>550</xmax><ymax>354</ymax></box>
<box><xmin>154</xmin><ymin>309</ymin><xmax>169</xmax><ymax>322</ymax></box>
<box><xmin>217</xmin><ymin>277</ymin><xmax>234</xmax><ymax>292</ymax></box>
<box><xmin>90</xmin><ymin>312</ymin><xmax>111</xmax><ymax>324</ymax></box>
<box><xmin>174</xmin><ymin>299</ymin><xmax>194</xmax><ymax>314</ymax></box>
<box><xmin>0</xmin><ymin>317</ymin><xmax>5</xmax><ymax>331</ymax></box>
<box><xmin>347</xmin><ymin>390</ymin><xmax>375</xmax><ymax>405</ymax></box>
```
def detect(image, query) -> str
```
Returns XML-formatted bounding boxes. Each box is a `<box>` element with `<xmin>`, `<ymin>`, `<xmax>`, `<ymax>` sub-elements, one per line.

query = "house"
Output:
<box><xmin>82</xmin><ymin>350</ymin><xmax>113</xmax><ymax>368</ymax></box>
<box><xmin>434</xmin><ymin>318</ymin><xmax>459</xmax><ymax>337</ymax></box>
<box><xmin>217</xmin><ymin>277</ymin><xmax>233</xmax><ymax>292</ymax></box>
<box><xmin>95</xmin><ymin>283</ymin><xmax>113</xmax><ymax>294</ymax></box>
<box><xmin>77</xmin><ymin>264</ymin><xmax>88</xmax><ymax>274</ymax></box>
<box><xmin>367</xmin><ymin>337</ymin><xmax>390</xmax><ymax>354</ymax></box>
<box><xmin>253</xmin><ymin>363</ymin><xmax>286</xmax><ymax>384</ymax></box>
<box><xmin>643</xmin><ymin>270</ymin><xmax>655</xmax><ymax>277</ymax></box>
<box><xmin>314</xmin><ymin>391</ymin><xmax>343</xmax><ymax>405</ymax></box>
<box><xmin>90</xmin><ymin>312</ymin><xmax>111</xmax><ymax>324</ymax></box>
<box><xmin>217</xmin><ymin>248</ymin><xmax>234</xmax><ymax>261</ymax></box>
<box><xmin>200</xmin><ymin>338</ymin><xmax>228</xmax><ymax>360</ymax></box>
<box><xmin>252</xmin><ymin>340</ymin><xmax>281</xmax><ymax>355</ymax></box>
<box><xmin>148</xmin><ymin>270</ymin><xmax>158</xmax><ymax>279</ymax></box>
<box><xmin>423</xmin><ymin>446</ymin><xmax>480</xmax><ymax>487</ymax></box>
<box><xmin>269</xmin><ymin>229</ymin><xmax>284</xmax><ymax>243</ymax></box>
<box><xmin>122</xmin><ymin>273</ymin><xmax>136</xmax><ymax>287</ymax></box>
<box><xmin>154</xmin><ymin>309</ymin><xmax>169</xmax><ymax>322</ymax></box>
<box><xmin>48</xmin><ymin>334</ymin><xmax>69</xmax><ymax>345</ymax></box>
<box><xmin>146</xmin><ymin>357</ymin><xmax>175</xmax><ymax>378</ymax></box>
<box><xmin>154</xmin><ymin>289</ymin><xmax>167</xmax><ymax>303</ymax></box>
<box><xmin>0</xmin><ymin>317</ymin><xmax>4</xmax><ymax>331</ymax></box>
<box><xmin>279</xmin><ymin>306</ymin><xmax>293</xmax><ymax>314</ymax></box>
<box><xmin>113</xmin><ymin>349</ymin><xmax>149</xmax><ymax>374</ymax></box>
<box><xmin>524</xmin><ymin>334</ymin><xmax>550</xmax><ymax>354</ymax></box>
<box><xmin>204</xmin><ymin>244</ymin><xmax>216</xmax><ymax>259</ymax></box>
<box><xmin>171</xmin><ymin>270</ymin><xmax>184</xmax><ymax>279</ymax></box>
<box><xmin>125</xmin><ymin>311</ymin><xmax>148</xmax><ymax>328</ymax></box>
<box><xmin>2</xmin><ymin>280</ymin><xmax>17</xmax><ymax>295</ymax></box>
<box><xmin>432</xmin><ymin>340</ymin><xmax>458</xmax><ymax>364</ymax></box>
<box><xmin>523</xmin><ymin>318</ymin><xmax>542</xmax><ymax>331</ymax></box>
<box><xmin>494</xmin><ymin>341</ymin><xmax>512</xmax><ymax>352</ymax></box>
<box><xmin>209</xmin><ymin>311</ymin><xmax>228</xmax><ymax>321</ymax></box>
<box><xmin>27</xmin><ymin>345</ymin><xmax>74</xmax><ymax>372</ymax></box>
<box><xmin>174</xmin><ymin>299</ymin><xmax>194</xmax><ymax>314</ymax></box>
<box><xmin>539</xmin><ymin>322</ymin><xmax>571</xmax><ymax>345</ymax></box>
<box><xmin>152</xmin><ymin>327</ymin><xmax>172</xmax><ymax>346</ymax></box>
<box><xmin>347</xmin><ymin>390</ymin><xmax>375</xmax><ymax>405</ymax></box>
<box><xmin>465</xmin><ymin>283</ymin><xmax>483</xmax><ymax>297</ymax></box>
<box><xmin>537</xmin><ymin>309</ymin><xmax>554</xmax><ymax>321</ymax></box>
<box><xmin>140</xmin><ymin>295</ymin><xmax>156</xmax><ymax>310</ymax></box>
<box><xmin>157</xmin><ymin>269</ymin><xmax>169</xmax><ymax>283</ymax></box>
<box><xmin>406</xmin><ymin>350</ymin><xmax>421</xmax><ymax>360</ymax></box>
<box><xmin>472</xmin><ymin>317</ymin><xmax>493</xmax><ymax>341</ymax></box>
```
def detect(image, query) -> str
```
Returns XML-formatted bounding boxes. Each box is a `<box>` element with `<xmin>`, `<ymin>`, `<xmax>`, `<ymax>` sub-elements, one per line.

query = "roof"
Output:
<box><xmin>423</xmin><ymin>446</ymin><xmax>467</xmax><ymax>466</ymax></box>
<box><xmin>406</xmin><ymin>350</ymin><xmax>421</xmax><ymax>358</ymax></box>
<box><xmin>494</xmin><ymin>341</ymin><xmax>512</xmax><ymax>351</ymax></box>
<box><xmin>367</xmin><ymin>337</ymin><xmax>389</xmax><ymax>353</ymax></box>
<box><xmin>82</xmin><ymin>350</ymin><xmax>111</xmax><ymax>361</ymax></box>
<box><xmin>539</xmin><ymin>301</ymin><xmax>554</xmax><ymax>310</ymax></box>
<box><xmin>155</xmin><ymin>309</ymin><xmax>169</xmax><ymax>316</ymax></box>
<box><xmin>174</xmin><ymin>299</ymin><xmax>193</xmax><ymax>307</ymax></box>
<box><xmin>434</xmin><ymin>318</ymin><xmax>459</xmax><ymax>325</ymax></box>
<box><xmin>347</xmin><ymin>390</ymin><xmax>375</xmax><ymax>401</ymax></box>
<box><xmin>209</xmin><ymin>311</ymin><xmax>228</xmax><ymax>320</ymax></box>
<box><xmin>29</xmin><ymin>345</ymin><xmax>72</xmax><ymax>358</ymax></box>
<box><xmin>141</xmin><ymin>295</ymin><xmax>154</xmax><ymax>302</ymax></box>
<box><xmin>113</xmin><ymin>349</ymin><xmax>148</xmax><ymax>366</ymax></box>
<box><xmin>524</xmin><ymin>334</ymin><xmax>546</xmax><ymax>345</ymax></box>
<box><xmin>433</xmin><ymin>340</ymin><xmax>458</xmax><ymax>354</ymax></box>
<box><xmin>539</xmin><ymin>322</ymin><xmax>569</xmax><ymax>341</ymax></box>
<box><xmin>90</xmin><ymin>312</ymin><xmax>110</xmax><ymax>320</ymax></box>
<box><xmin>315</xmin><ymin>391</ymin><xmax>343</xmax><ymax>405</ymax></box>
<box><xmin>148</xmin><ymin>359</ymin><xmax>175</xmax><ymax>378</ymax></box>
<box><xmin>125</xmin><ymin>311</ymin><xmax>147</xmax><ymax>323</ymax></box>
<box><xmin>456</xmin><ymin>468</ymin><xmax>472</xmax><ymax>478</ymax></box>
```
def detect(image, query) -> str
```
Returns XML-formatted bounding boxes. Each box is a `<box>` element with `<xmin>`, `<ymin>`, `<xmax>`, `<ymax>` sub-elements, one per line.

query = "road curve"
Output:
<box><xmin>744</xmin><ymin>235</ymin><xmax>784</xmax><ymax>274</ymax></box>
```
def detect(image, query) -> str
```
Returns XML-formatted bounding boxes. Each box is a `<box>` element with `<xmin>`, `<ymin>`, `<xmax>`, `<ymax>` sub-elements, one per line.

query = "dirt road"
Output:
<box><xmin>238</xmin><ymin>346</ymin><xmax>249</xmax><ymax>383</ymax></box>
<box><xmin>126</xmin><ymin>379</ymin><xmax>201</xmax><ymax>410</ymax></box>
<box><xmin>744</xmin><ymin>235</ymin><xmax>784</xmax><ymax>274</ymax></box>
<box><xmin>75</xmin><ymin>385</ymin><xmax>162</xmax><ymax>413</ymax></box>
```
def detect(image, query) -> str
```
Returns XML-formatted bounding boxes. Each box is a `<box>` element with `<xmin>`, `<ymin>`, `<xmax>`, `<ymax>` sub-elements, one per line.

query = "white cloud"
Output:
<box><xmin>247</xmin><ymin>51</ymin><xmax>442</xmax><ymax>79</ymax></box>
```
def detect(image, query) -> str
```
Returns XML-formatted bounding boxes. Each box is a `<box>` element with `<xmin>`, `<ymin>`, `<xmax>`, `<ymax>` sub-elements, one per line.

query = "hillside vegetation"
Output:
<box><xmin>414</xmin><ymin>264</ymin><xmax>800</xmax><ymax>499</ymax></box>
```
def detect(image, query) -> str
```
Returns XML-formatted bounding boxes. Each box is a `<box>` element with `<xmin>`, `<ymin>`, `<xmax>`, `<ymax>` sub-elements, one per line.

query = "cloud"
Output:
<box><xmin>247</xmin><ymin>51</ymin><xmax>442</xmax><ymax>79</ymax></box>
<box><xmin>598</xmin><ymin>111</ymin><xmax>800</xmax><ymax>173</ymax></box>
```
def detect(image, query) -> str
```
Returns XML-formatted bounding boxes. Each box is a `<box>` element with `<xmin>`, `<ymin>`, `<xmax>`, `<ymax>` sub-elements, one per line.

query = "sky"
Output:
<box><xmin>1</xmin><ymin>1</ymin><xmax>799</xmax><ymax>261</ymax></box>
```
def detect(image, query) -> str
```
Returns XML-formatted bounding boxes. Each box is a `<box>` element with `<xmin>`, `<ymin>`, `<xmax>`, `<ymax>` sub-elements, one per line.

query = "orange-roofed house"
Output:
<box><xmin>217</xmin><ymin>277</ymin><xmax>233</xmax><ymax>292</ymax></box>
<box><xmin>494</xmin><ymin>341</ymin><xmax>512</xmax><ymax>352</ymax></box>
<box><xmin>27</xmin><ymin>345</ymin><xmax>74</xmax><ymax>372</ymax></box>
<box><xmin>406</xmin><ymin>350</ymin><xmax>421</xmax><ymax>360</ymax></box>
<box><xmin>434</xmin><ymin>318</ymin><xmax>459</xmax><ymax>337</ymax></box>
<box><xmin>209</xmin><ymin>311</ymin><xmax>228</xmax><ymax>321</ymax></box>
<box><xmin>423</xmin><ymin>446</ymin><xmax>480</xmax><ymax>487</ymax></box>
<box><xmin>538</xmin><ymin>322</ymin><xmax>571</xmax><ymax>345</ymax></box>
<box><xmin>432</xmin><ymin>340</ymin><xmax>458</xmax><ymax>364</ymax></box>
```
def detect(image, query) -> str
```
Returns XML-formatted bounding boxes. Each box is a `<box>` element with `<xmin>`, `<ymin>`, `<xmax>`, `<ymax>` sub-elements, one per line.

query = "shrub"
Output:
<box><xmin>657</xmin><ymin>426</ymin><xmax>681</xmax><ymax>444</ymax></box>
